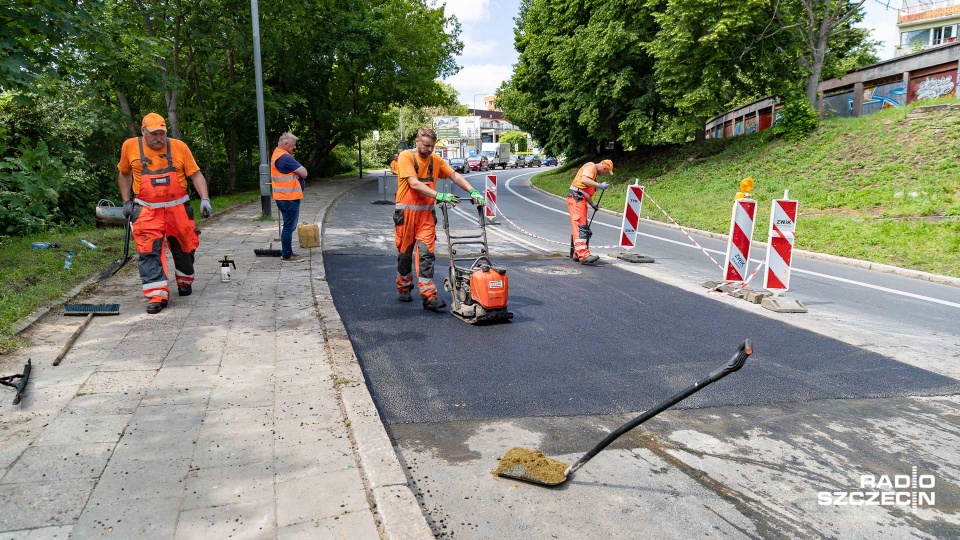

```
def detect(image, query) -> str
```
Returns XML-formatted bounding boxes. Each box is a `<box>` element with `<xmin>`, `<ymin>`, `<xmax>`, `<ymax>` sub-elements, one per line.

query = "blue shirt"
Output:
<box><xmin>276</xmin><ymin>154</ymin><xmax>302</xmax><ymax>174</ymax></box>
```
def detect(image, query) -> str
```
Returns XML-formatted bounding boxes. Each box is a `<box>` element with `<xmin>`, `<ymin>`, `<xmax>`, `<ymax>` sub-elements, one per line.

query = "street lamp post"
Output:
<box><xmin>251</xmin><ymin>0</ymin><xmax>271</xmax><ymax>217</ymax></box>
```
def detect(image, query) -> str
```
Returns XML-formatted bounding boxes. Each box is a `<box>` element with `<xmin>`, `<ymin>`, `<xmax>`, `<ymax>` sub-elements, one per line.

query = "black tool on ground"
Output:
<box><xmin>1</xmin><ymin>359</ymin><xmax>31</xmax><ymax>405</ymax></box>
<box><xmin>99</xmin><ymin>215</ymin><xmax>133</xmax><ymax>280</ymax></box>
<box><xmin>496</xmin><ymin>339</ymin><xmax>753</xmax><ymax>486</ymax></box>
<box><xmin>54</xmin><ymin>304</ymin><xmax>121</xmax><ymax>366</ymax></box>
<box><xmin>255</xmin><ymin>205</ymin><xmax>284</xmax><ymax>256</ymax></box>
<box><xmin>439</xmin><ymin>202</ymin><xmax>513</xmax><ymax>324</ymax></box>
<box><xmin>254</xmin><ymin>243</ymin><xmax>282</xmax><ymax>257</ymax></box>
<box><xmin>570</xmin><ymin>189</ymin><xmax>605</xmax><ymax>259</ymax></box>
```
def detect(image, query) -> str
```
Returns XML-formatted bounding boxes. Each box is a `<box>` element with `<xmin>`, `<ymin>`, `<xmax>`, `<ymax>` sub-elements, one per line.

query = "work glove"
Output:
<box><xmin>200</xmin><ymin>198</ymin><xmax>213</xmax><ymax>218</ymax></box>
<box><xmin>435</xmin><ymin>192</ymin><xmax>459</xmax><ymax>207</ymax></box>
<box><xmin>597</xmin><ymin>182</ymin><xmax>610</xmax><ymax>190</ymax></box>
<box><xmin>468</xmin><ymin>189</ymin><xmax>486</xmax><ymax>207</ymax></box>
<box><xmin>122</xmin><ymin>200</ymin><xmax>134</xmax><ymax>218</ymax></box>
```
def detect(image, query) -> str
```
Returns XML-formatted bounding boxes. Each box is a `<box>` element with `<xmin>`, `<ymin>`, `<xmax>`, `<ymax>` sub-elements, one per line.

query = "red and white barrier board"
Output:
<box><xmin>763</xmin><ymin>196</ymin><xmax>798</xmax><ymax>292</ymax></box>
<box><xmin>723</xmin><ymin>198</ymin><xmax>756</xmax><ymax>282</ymax></box>
<box><xmin>619</xmin><ymin>183</ymin><xmax>644</xmax><ymax>248</ymax></box>
<box><xmin>485</xmin><ymin>175</ymin><xmax>498</xmax><ymax>219</ymax></box>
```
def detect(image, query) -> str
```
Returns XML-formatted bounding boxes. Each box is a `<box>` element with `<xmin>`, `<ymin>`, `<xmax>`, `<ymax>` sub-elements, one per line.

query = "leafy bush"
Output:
<box><xmin>771</xmin><ymin>92</ymin><xmax>820</xmax><ymax>141</ymax></box>
<box><xmin>0</xmin><ymin>141</ymin><xmax>67</xmax><ymax>235</ymax></box>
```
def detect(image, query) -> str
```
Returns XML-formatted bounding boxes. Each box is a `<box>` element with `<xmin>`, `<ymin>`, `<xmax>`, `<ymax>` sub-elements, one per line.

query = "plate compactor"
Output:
<box><xmin>439</xmin><ymin>202</ymin><xmax>513</xmax><ymax>324</ymax></box>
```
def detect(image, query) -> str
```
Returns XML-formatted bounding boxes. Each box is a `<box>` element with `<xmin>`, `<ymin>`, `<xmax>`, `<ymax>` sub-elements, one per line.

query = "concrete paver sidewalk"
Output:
<box><xmin>0</xmin><ymin>177</ymin><xmax>431</xmax><ymax>539</ymax></box>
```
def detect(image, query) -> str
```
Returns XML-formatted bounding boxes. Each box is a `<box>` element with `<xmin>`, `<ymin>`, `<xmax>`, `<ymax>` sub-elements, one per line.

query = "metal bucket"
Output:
<box><xmin>95</xmin><ymin>199</ymin><xmax>126</xmax><ymax>228</ymax></box>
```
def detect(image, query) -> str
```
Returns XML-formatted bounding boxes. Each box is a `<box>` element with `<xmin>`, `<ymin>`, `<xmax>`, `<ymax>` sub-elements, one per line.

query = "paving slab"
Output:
<box><xmin>0</xmin><ymin>177</ymin><xmax>433</xmax><ymax>540</ymax></box>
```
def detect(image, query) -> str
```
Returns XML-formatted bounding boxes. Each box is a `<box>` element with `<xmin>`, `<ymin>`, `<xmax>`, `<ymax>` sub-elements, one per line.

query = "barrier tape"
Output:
<box><xmin>493</xmin><ymin>204</ymin><xmax>622</xmax><ymax>249</ymax></box>
<box><xmin>718</xmin><ymin>257</ymin><xmax>767</xmax><ymax>297</ymax></box>
<box><xmin>642</xmin><ymin>192</ymin><xmax>724</xmax><ymax>271</ymax></box>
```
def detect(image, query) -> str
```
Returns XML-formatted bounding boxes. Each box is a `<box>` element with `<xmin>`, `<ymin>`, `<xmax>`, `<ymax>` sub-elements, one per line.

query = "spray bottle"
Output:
<box><xmin>220</xmin><ymin>255</ymin><xmax>236</xmax><ymax>283</ymax></box>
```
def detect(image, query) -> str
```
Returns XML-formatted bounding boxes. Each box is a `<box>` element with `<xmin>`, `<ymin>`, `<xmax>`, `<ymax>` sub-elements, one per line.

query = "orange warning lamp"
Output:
<box><xmin>735</xmin><ymin>177</ymin><xmax>755</xmax><ymax>200</ymax></box>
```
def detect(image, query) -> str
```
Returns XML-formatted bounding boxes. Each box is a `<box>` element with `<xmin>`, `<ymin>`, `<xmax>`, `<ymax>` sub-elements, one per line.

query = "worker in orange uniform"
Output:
<box><xmin>395</xmin><ymin>127</ymin><xmax>485</xmax><ymax>310</ymax></box>
<box><xmin>271</xmin><ymin>132</ymin><xmax>309</xmax><ymax>263</ymax></box>
<box><xmin>567</xmin><ymin>159</ymin><xmax>613</xmax><ymax>265</ymax></box>
<box><xmin>389</xmin><ymin>153</ymin><xmax>399</xmax><ymax>175</ymax></box>
<box><xmin>117</xmin><ymin>113</ymin><xmax>212</xmax><ymax>314</ymax></box>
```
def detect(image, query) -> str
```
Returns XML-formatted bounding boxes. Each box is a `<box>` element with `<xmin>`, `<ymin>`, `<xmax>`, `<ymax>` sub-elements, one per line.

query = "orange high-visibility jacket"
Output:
<box><xmin>271</xmin><ymin>147</ymin><xmax>303</xmax><ymax>201</ymax></box>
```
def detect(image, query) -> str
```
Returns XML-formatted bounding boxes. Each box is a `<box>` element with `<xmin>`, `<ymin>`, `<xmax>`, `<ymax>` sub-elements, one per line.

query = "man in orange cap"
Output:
<box><xmin>567</xmin><ymin>158</ymin><xmax>613</xmax><ymax>264</ymax></box>
<box><xmin>117</xmin><ymin>112</ymin><xmax>212</xmax><ymax>314</ymax></box>
<box><xmin>395</xmin><ymin>127</ymin><xmax>485</xmax><ymax>310</ymax></box>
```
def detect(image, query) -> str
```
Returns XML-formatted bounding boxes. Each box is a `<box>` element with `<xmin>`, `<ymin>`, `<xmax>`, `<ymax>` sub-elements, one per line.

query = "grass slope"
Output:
<box><xmin>534</xmin><ymin>99</ymin><xmax>960</xmax><ymax>278</ymax></box>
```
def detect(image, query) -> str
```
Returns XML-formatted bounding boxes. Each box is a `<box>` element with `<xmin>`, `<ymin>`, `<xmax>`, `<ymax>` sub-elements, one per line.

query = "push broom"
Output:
<box><xmin>254</xmin><ymin>203</ymin><xmax>283</xmax><ymax>257</ymax></box>
<box><xmin>53</xmin><ymin>304</ymin><xmax>120</xmax><ymax>366</ymax></box>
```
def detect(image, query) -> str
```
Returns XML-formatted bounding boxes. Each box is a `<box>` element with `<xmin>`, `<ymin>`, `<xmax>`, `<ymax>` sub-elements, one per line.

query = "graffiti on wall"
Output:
<box><xmin>915</xmin><ymin>75</ymin><xmax>956</xmax><ymax>101</ymax></box>
<box><xmin>734</xmin><ymin>120</ymin><xmax>744</xmax><ymax>136</ymax></box>
<box><xmin>859</xmin><ymin>84</ymin><xmax>906</xmax><ymax>115</ymax></box>
<box><xmin>744</xmin><ymin>117</ymin><xmax>758</xmax><ymax>134</ymax></box>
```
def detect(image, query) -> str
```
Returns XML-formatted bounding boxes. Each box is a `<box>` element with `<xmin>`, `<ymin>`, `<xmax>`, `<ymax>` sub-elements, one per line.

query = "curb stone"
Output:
<box><xmin>309</xmin><ymin>177</ymin><xmax>434</xmax><ymax>540</ymax></box>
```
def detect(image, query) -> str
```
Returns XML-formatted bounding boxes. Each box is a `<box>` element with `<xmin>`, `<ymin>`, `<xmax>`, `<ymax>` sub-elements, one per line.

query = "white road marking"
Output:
<box><xmin>501</xmin><ymin>176</ymin><xmax>960</xmax><ymax>310</ymax></box>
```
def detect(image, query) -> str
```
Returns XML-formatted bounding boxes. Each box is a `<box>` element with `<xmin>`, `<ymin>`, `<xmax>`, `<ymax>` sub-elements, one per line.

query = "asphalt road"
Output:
<box><xmin>322</xmin><ymin>171</ymin><xmax>960</xmax><ymax>539</ymax></box>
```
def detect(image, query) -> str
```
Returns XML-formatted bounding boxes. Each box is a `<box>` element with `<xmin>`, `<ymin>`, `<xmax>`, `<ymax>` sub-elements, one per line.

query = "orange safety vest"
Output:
<box><xmin>271</xmin><ymin>147</ymin><xmax>303</xmax><ymax>201</ymax></box>
<box><xmin>569</xmin><ymin>162</ymin><xmax>597</xmax><ymax>199</ymax></box>
<box><xmin>396</xmin><ymin>150</ymin><xmax>438</xmax><ymax>210</ymax></box>
<box><xmin>134</xmin><ymin>137</ymin><xmax>189</xmax><ymax>207</ymax></box>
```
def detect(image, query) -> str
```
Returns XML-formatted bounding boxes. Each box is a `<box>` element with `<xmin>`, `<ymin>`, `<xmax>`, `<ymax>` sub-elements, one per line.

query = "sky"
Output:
<box><xmin>437</xmin><ymin>0</ymin><xmax>904</xmax><ymax>108</ymax></box>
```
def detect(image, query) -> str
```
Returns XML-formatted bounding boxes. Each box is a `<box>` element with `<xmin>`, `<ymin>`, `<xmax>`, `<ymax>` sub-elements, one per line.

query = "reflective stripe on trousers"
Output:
<box><xmin>395</xmin><ymin>208</ymin><xmax>438</xmax><ymax>300</ymax></box>
<box><xmin>567</xmin><ymin>195</ymin><xmax>592</xmax><ymax>259</ymax></box>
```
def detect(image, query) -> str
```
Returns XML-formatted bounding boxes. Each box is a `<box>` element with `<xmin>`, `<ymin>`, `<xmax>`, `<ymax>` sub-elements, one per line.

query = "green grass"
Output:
<box><xmin>0</xmin><ymin>190</ymin><xmax>260</xmax><ymax>351</ymax></box>
<box><xmin>533</xmin><ymin>98</ymin><xmax>960</xmax><ymax>278</ymax></box>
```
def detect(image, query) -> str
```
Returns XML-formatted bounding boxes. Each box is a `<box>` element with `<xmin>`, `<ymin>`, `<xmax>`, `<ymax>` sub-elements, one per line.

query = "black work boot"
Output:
<box><xmin>398</xmin><ymin>290</ymin><xmax>412</xmax><ymax>302</ymax></box>
<box><xmin>146</xmin><ymin>299</ymin><xmax>168</xmax><ymax>314</ymax></box>
<box><xmin>422</xmin><ymin>296</ymin><xmax>446</xmax><ymax>311</ymax></box>
<box><xmin>178</xmin><ymin>285</ymin><xmax>192</xmax><ymax>297</ymax></box>
<box><xmin>580</xmin><ymin>255</ymin><xmax>600</xmax><ymax>265</ymax></box>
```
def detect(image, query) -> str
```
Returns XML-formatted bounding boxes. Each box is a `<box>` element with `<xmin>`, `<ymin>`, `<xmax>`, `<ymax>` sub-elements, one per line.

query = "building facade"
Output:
<box><xmin>897</xmin><ymin>0</ymin><xmax>960</xmax><ymax>57</ymax></box>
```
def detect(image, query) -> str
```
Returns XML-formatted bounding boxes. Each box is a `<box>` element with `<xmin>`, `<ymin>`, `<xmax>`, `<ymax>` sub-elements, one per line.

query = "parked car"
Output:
<box><xmin>507</xmin><ymin>155</ymin><xmax>523</xmax><ymax>168</ymax></box>
<box><xmin>467</xmin><ymin>156</ymin><xmax>490</xmax><ymax>171</ymax></box>
<box><xmin>527</xmin><ymin>155</ymin><xmax>542</xmax><ymax>167</ymax></box>
<box><xmin>449</xmin><ymin>157</ymin><xmax>468</xmax><ymax>173</ymax></box>
<box><xmin>542</xmin><ymin>156</ymin><xmax>558</xmax><ymax>166</ymax></box>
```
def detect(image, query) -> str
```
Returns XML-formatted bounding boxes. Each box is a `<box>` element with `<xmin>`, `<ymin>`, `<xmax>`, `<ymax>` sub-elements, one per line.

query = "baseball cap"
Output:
<box><xmin>141</xmin><ymin>113</ymin><xmax>167</xmax><ymax>132</ymax></box>
<box><xmin>600</xmin><ymin>159</ymin><xmax>614</xmax><ymax>173</ymax></box>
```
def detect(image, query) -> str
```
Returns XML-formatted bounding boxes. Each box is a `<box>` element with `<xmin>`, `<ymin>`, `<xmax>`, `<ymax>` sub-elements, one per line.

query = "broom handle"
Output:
<box><xmin>53</xmin><ymin>313</ymin><xmax>93</xmax><ymax>366</ymax></box>
<box><xmin>566</xmin><ymin>340</ymin><xmax>753</xmax><ymax>476</ymax></box>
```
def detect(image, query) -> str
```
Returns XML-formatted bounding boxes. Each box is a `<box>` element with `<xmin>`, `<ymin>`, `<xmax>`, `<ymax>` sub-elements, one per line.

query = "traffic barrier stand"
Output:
<box><xmin>760</xmin><ymin>191</ymin><xmax>807</xmax><ymax>313</ymax></box>
<box><xmin>484</xmin><ymin>174</ymin><xmax>500</xmax><ymax>225</ymax></box>
<box><xmin>615</xmin><ymin>181</ymin><xmax>654</xmax><ymax>264</ymax></box>
<box><xmin>723</xmin><ymin>196</ymin><xmax>756</xmax><ymax>283</ymax></box>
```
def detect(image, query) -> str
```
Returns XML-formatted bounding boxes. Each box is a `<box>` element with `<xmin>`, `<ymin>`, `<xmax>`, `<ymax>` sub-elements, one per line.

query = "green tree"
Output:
<box><xmin>499</xmin><ymin>131</ymin><xmax>527</xmax><ymax>152</ymax></box>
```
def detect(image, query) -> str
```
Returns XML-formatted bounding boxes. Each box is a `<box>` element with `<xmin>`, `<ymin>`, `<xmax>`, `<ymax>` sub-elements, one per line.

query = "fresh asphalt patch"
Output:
<box><xmin>324</xmin><ymin>254</ymin><xmax>960</xmax><ymax>424</ymax></box>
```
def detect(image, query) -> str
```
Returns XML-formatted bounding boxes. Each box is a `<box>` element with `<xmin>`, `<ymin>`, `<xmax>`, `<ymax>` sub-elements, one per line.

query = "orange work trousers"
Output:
<box><xmin>394</xmin><ymin>207</ymin><xmax>438</xmax><ymax>301</ymax></box>
<box><xmin>567</xmin><ymin>195</ymin><xmax>592</xmax><ymax>260</ymax></box>
<box><xmin>132</xmin><ymin>202</ymin><xmax>200</xmax><ymax>302</ymax></box>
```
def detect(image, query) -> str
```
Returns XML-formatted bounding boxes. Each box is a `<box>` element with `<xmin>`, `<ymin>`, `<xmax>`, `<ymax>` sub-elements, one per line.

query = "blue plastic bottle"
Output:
<box><xmin>63</xmin><ymin>251</ymin><xmax>74</xmax><ymax>270</ymax></box>
<box><xmin>80</xmin><ymin>239</ymin><xmax>97</xmax><ymax>249</ymax></box>
<box><xmin>32</xmin><ymin>242</ymin><xmax>52</xmax><ymax>249</ymax></box>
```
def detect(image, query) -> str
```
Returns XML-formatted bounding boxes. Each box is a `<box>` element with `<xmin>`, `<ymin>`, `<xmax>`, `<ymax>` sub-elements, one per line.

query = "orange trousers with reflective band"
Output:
<box><xmin>395</xmin><ymin>208</ymin><xmax>438</xmax><ymax>300</ymax></box>
<box><xmin>567</xmin><ymin>196</ymin><xmax>592</xmax><ymax>259</ymax></box>
<box><xmin>133</xmin><ymin>204</ymin><xmax>199</xmax><ymax>302</ymax></box>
